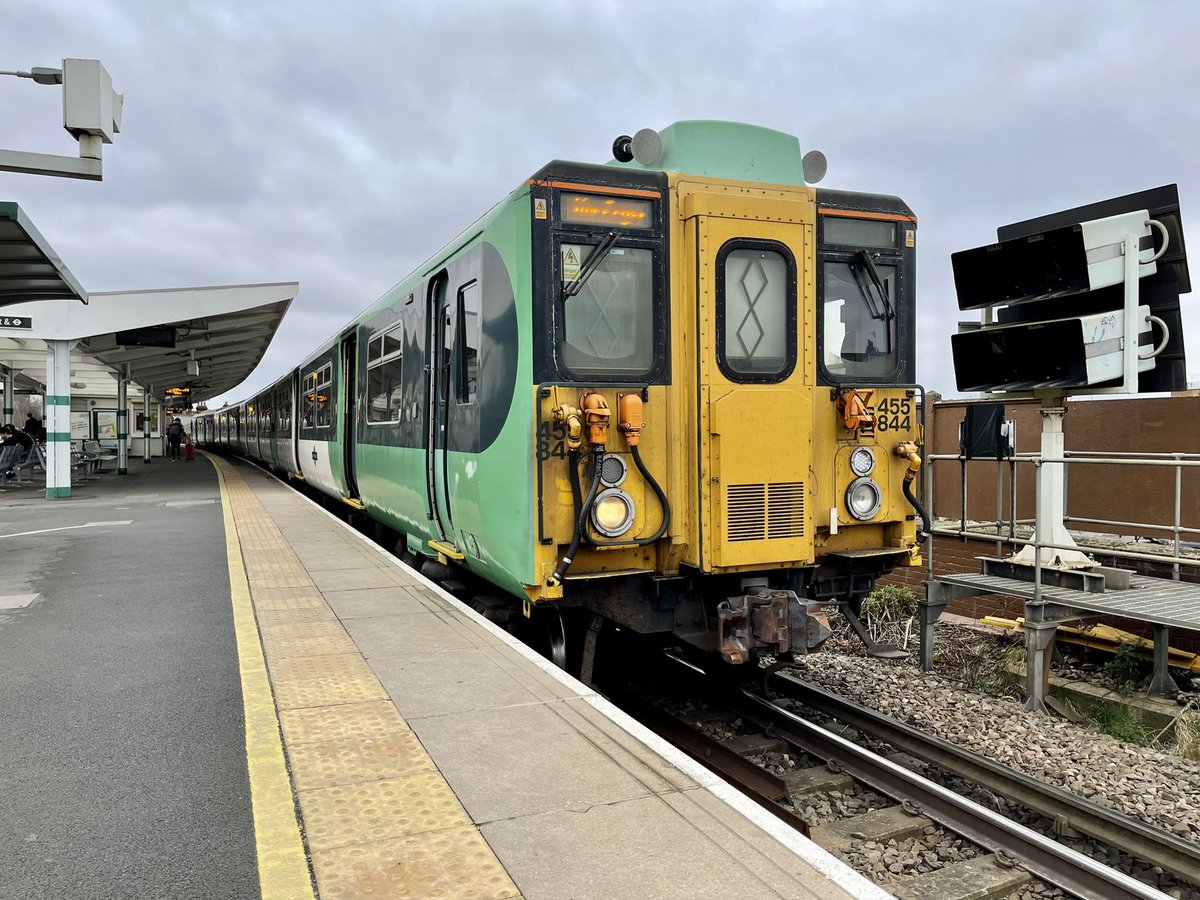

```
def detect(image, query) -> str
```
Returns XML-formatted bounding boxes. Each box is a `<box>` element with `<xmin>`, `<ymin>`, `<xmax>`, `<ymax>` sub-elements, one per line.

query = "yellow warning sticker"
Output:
<box><xmin>905</xmin><ymin>229</ymin><xmax>915</xmax><ymax>248</ymax></box>
<box><xmin>562</xmin><ymin>245</ymin><xmax>581</xmax><ymax>282</ymax></box>
<box><xmin>534</xmin><ymin>198</ymin><xmax>547</xmax><ymax>220</ymax></box>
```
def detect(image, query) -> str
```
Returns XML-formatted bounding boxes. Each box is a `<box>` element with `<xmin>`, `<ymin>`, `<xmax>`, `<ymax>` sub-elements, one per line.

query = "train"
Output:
<box><xmin>195</xmin><ymin>120</ymin><xmax>928</xmax><ymax>673</ymax></box>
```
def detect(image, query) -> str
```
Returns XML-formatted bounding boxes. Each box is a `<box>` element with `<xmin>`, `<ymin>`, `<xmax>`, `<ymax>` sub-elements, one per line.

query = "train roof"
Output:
<box><xmin>604</xmin><ymin>120</ymin><xmax>813</xmax><ymax>186</ymax></box>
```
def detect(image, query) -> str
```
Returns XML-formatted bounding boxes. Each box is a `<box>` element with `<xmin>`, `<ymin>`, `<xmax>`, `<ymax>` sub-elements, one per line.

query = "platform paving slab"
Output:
<box><xmin>342</xmin><ymin>607</ymin><xmax>504</xmax><ymax>658</ymax></box>
<box><xmin>407</xmin><ymin>697</ymin><xmax>690</xmax><ymax>822</ymax></box>
<box><xmin>372</xmin><ymin>644</ymin><xmax>578</xmax><ymax>718</ymax></box>
<box><xmin>323</xmin><ymin>584</ymin><xmax>444</xmax><ymax>619</ymax></box>
<box><xmin>481</xmin><ymin>792</ymin><xmax>846</xmax><ymax>900</ymax></box>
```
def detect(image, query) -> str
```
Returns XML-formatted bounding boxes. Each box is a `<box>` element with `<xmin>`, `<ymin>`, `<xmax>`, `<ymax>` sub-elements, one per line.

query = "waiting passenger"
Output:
<box><xmin>1</xmin><ymin>424</ymin><xmax>33</xmax><ymax>477</ymax></box>
<box><xmin>23</xmin><ymin>414</ymin><xmax>42</xmax><ymax>441</ymax></box>
<box><xmin>166</xmin><ymin>418</ymin><xmax>185</xmax><ymax>461</ymax></box>
<box><xmin>1</xmin><ymin>424</ymin><xmax>33</xmax><ymax>454</ymax></box>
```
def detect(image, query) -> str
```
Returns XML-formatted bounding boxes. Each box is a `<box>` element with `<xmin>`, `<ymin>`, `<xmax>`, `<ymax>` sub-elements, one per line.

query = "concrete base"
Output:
<box><xmin>1006</xmin><ymin>666</ymin><xmax>1184</xmax><ymax>737</ymax></box>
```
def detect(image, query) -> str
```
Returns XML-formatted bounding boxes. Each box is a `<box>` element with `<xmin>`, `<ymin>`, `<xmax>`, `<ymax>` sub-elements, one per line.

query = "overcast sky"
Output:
<box><xmin>3</xmin><ymin>0</ymin><xmax>1198</xmax><ymax>403</ymax></box>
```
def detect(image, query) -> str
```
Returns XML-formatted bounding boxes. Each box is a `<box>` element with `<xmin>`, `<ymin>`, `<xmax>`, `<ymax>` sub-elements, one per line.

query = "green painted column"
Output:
<box><xmin>117</xmin><ymin>368</ymin><xmax>129</xmax><ymax>474</ymax></box>
<box><xmin>44</xmin><ymin>340</ymin><xmax>76</xmax><ymax>499</ymax></box>
<box><xmin>2</xmin><ymin>365</ymin><xmax>12</xmax><ymax>423</ymax></box>
<box><xmin>143</xmin><ymin>387</ymin><xmax>152</xmax><ymax>463</ymax></box>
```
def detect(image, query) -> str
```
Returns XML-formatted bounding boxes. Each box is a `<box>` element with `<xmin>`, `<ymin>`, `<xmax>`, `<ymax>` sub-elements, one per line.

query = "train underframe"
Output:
<box><xmin>408</xmin><ymin>549</ymin><xmax>912</xmax><ymax>679</ymax></box>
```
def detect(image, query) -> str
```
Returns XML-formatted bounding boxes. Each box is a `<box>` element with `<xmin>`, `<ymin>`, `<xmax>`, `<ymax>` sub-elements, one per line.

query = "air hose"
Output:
<box><xmin>549</xmin><ymin>446</ymin><xmax>604</xmax><ymax>585</ymax></box>
<box><xmin>566</xmin><ymin>447</ymin><xmax>589</xmax><ymax>545</ymax></box>
<box><xmin>896</xmin><ymin>441</ymin><xmax>931</xmax><ymax>541</ymax></box>
<box><xmin>630</xmin><ymin>444</ymin><xmax>670</xmax><ymax>545</ymax></box>
<box><xmin>903</xmin><ymin>476</ymin><xmax>931</xmax><ymax>542</ymax></box>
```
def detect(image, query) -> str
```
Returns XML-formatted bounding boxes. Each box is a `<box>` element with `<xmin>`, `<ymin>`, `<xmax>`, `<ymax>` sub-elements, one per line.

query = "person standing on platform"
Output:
<box><xmin>166</xmin><ymin>417</ymin><xmax>185</xmax><ymax>461</ymax></box>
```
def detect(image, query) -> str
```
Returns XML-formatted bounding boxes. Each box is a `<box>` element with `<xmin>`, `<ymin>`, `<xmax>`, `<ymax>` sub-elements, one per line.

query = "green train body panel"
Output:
<box><xmin>352</xmin><ymin>184</ymin><xmax>536</xmax><ymax>596</ymax></box>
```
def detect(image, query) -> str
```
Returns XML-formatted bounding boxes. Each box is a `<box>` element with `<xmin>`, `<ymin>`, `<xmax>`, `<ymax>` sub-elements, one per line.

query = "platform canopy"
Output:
<box><xmin>0</xmin><ymin>282</ymin><xmax>298</xmax><ymax>404</ymax></box>
<box><xmin>0</xmin><ymin>202</ymin><xmax>88</xmax><ymax>308</ymax></box>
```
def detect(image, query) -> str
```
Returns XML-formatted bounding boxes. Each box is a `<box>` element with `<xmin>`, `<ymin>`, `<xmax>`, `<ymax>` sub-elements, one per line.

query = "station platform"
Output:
<box><xmin>0</xmin><ymin>454</ymin><xmax>886</xmax><ymax>899</ymax></box>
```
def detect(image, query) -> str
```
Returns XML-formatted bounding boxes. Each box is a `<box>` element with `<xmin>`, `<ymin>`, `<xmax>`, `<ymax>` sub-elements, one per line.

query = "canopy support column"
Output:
<box><xmin>117</xmin><ymin>366</ymin><xmax>128</xmax><ymax>474</ymax></box>
<box><xmin>2</xmin><ymin>364</ymin><xmax>13</xmax><ymax>422</ymax></box>
<box><xmin>143</xmin><ymin>387</ymin><xmax>152</xmax><ymax>464</ymax></box>
<box><xmin>44</xmin><ymin>339</ymin><xmax>77</xmax><ymax>499</ymax></box>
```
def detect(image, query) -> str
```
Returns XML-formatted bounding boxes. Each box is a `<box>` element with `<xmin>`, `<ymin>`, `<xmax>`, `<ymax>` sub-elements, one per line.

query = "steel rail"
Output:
<box><xmin>746</xmin><ymin>675</ymin><xmax>1187</xmax><ymax>899</ymax></box>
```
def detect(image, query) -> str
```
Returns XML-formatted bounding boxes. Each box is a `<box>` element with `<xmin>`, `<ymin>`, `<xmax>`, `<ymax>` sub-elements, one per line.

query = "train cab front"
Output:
<box><xmin>522</xmin><ymin>131</ymin><xmax>925</xmax><ymax>668</ymax></box>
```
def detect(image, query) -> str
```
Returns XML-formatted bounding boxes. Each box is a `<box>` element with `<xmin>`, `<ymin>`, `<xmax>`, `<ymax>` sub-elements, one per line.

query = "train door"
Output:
<box><xmin>290</xmin><ymin>370</ymin><xmax>302</xmax><ymax>474</ymax></box>
<box><xmin>684</xmin><ymin>186</ymin><xmax>816</xmax><ymax>570</ymax></box>
<box><xmin>341</xmin><ymin>333</ymin><xmax>361</xmax><ymax>500</ymax></box>
<box><xmin>425</xmin><ymin>275</ymin><xmax>451</xmax><ymax>541</ymax></box>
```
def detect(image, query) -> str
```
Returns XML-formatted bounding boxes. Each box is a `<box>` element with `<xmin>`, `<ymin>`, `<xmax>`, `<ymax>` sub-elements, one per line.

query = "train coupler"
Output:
<box><xmin>716</xmin><ymin>589</ymin><xmax>831</xmax><ymax>665</ymax></box>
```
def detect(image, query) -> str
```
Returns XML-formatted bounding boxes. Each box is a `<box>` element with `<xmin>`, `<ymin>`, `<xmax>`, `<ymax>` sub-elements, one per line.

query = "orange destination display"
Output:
<box><xmin>559</xmin><ymin>193</ymin><xmax>651</xmax><ymax>227</ymax></box>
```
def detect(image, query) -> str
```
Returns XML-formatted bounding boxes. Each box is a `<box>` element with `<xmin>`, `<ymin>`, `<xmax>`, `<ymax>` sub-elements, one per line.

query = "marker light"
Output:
<box><xmin>591</xmin><ymin>488</ymin><xmax>636</xmax><ymax>537</ymax></box>
<box><xmin>599</xmin><ymin>453</ymin><xmax>627</xmax><ymax>487</ymax></box>
<box><xmin>849</xmin><ymin>446</ymin><xmax>875</xmax><ymax>477</ymax></box>
<box><xmin>845</xmin><ymin>478</ymin><xmax>882</xmax><ymax>521</ymax></box>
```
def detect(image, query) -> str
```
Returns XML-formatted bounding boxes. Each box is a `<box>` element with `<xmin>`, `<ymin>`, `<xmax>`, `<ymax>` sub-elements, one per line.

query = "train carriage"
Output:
<box><xmin>197</xmin><ymin>120</ymin><xmax>927</xmax><ymax>669</ymax></box>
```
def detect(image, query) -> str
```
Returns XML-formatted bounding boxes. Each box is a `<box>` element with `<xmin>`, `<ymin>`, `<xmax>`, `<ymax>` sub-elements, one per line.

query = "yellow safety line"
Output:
<box><xmin>211</xmin><ymin>455</ymin><xmax>315</xmax><ymax>900</ymax></box>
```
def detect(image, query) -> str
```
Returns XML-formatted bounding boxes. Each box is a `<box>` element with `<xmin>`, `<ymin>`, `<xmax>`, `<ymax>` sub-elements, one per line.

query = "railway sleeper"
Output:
<box><xmin>888</xmin><ymin>853</ymin><xmax>1033</xmax><ymax>900</ymax></box>
<box><xmin>810</xmin><ymin>805</ymin><xmax>932</xmax><ymax>852</ymax></box>
<box><xmin>783</xmin><ymin>765</ymin><xmax>855</xmax><ymax>801</ymax></box>
<box><xmin>723</xmin><ymin>732</ymin><xmax>788</xmax><ymax>756</ymax></box>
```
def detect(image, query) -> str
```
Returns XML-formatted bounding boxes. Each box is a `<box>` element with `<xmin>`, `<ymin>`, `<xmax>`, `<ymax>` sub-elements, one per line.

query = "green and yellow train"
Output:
<box><xmin>196</xmin><ymin>120</ymin><xmax>927</xmax><ymax>669</ymax></box>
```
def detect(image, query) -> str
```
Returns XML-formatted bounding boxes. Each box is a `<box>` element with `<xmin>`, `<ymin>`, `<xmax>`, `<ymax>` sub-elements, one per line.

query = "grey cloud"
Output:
<box><xmin>2</xmin><ymin>0</ymin><xmax>1197</xmax><ymax>401</ymax></box>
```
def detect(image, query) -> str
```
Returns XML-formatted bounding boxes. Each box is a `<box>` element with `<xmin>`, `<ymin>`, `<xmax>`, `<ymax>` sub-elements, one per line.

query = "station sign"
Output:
<box><xmin>0</xmin><ymin>316</ymin><xmax>32</xmax><ymax>329</ymax></box>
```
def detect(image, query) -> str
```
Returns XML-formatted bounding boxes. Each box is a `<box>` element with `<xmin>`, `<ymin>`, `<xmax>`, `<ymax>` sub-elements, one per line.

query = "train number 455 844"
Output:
<box><xmin>875</xmin><ymin>397</ymin><xmax>912</xmax><ymax>432</ymax></box>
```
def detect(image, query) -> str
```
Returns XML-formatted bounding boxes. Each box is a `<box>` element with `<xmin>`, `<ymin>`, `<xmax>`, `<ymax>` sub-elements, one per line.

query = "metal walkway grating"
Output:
<box><xmin>938</xmin><ymin>572</ymin><xmax>1200</xmax><ymax>630</ymax></box>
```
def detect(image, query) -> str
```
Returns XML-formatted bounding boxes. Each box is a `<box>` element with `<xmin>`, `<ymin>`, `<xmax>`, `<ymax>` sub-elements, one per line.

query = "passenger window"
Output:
<box><xmin>458</xmin><ymin>283</ymin><xmax>480</xmax><ymax>404</ymax></box>
<box><xmin>314</xmin><ymin>363</ymin><xmax>333</xmax><ymax>427</ymax></box>
<box><xmin>367</xmin><ymin>323</ymin><xmax>404</xmax><ymax>423</ymax></box>
<box><xmin>303</xmin><ymin>364</ymin><xmax>333</xmax><ymax>428</ymax></box>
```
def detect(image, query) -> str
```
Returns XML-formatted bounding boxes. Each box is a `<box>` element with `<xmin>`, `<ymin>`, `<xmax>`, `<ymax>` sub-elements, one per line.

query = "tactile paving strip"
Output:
<box><xmin>299</xmin><ymin>772</ymin><xmax>472</xmax><ymax>851</ymax></box>
<box><xmin>285</xmin><ymin>733</ymin><xmax>437</xmax><ymax>791</ymax></box>
<box><xmin>214</xmin><ymin>458</ymin><xmax>518</xmax><ymax>899</ymax></box>
<box><xmin>280</xmin><ymin>700</ymin><xmax>407</xmax><ymax>745</ymax></box>
<box><xmin>255</xmin><ymin>606</ymin><xmax>339</xmax><ymax>628</ymax></box>
<box><xmin>259</xmin><ymin>622</ymin><xmax>360</xmax><ymax>659</ymax></box>
<box><xmin>310</xmin><ymin>827</ymin><xmax>521</xmax><ymax>900</ymax></box>
<box><xmin>267</xmin><ymin>653</ymin><xmax>389</xmax><ymax>710</ymax></box>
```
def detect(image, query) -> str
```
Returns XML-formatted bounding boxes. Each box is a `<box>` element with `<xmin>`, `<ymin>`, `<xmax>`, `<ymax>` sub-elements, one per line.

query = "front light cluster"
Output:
<box><xmin>845</xmin><ymin>477</ymin><xmax>882</xmax><ymax>521</ymax></box>
<box><xmin>592</xmin><ymin>488</ymin><xmax>636</xmax><ymax>537</ymax></box>
<box><xmin>849</xmin><ymin>446</ymin><xmax>875</xmax><ymax>476</ymax></box>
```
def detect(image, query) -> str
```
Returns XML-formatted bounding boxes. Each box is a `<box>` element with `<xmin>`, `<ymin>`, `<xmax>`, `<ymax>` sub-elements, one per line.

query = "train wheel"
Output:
<box><xmin>546</xmin><ymin>608</ymin><xmax>568</xmax><ymax>670</ymax></box>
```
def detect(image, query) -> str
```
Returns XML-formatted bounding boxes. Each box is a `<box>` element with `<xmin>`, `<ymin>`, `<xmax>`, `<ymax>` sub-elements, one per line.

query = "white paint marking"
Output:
<box><xmin>0</xmin><ymin>593</ymin><xmax>40</xmax><ymax>610</ymax></box>
<box><xmin>0</xmin><ymin>520</ymin><xmax>133</xmax><ymax>539</ymax></box>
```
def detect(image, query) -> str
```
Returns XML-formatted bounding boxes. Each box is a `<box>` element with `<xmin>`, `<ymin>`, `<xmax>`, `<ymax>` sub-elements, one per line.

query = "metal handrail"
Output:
<box><xmin>928</xmin><ymin>448</ymin><xmax>1198</xmax><ymax>582</ymax></box>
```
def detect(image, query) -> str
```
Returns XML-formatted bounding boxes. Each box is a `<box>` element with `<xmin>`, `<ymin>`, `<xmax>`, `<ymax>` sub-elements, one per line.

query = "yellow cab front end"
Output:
<box><xmin>525</xmin><ymin>122</ymin><xmax>923</xmax><ymax>665</ymax></box>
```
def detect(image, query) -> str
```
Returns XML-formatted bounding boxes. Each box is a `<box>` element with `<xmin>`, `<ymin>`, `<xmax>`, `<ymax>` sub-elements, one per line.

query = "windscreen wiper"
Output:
<box><xmin>855</xmin><ymin>249</ymin><xmax>896</xmax><ymax>322</ymax></box>
<box><xmin>562</xmin><ymin>231</ymin><xmax>619</xmax><ymax>302</ymax></box>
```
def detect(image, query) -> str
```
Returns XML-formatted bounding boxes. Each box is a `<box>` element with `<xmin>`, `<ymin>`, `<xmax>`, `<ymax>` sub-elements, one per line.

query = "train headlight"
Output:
<box><xmin>591</xmin><ymin>488</ymin><xmax>636</xmax><ymax>537</ymax></box>
<box><xmin>849</xmin><ymin>446</ymin><xmax>875</xmax><ymax>477</ymax></box>
<box><xmin>845</xmin><ymin>478</ymin><xmax>882</xmax><ymax>521</ymax></box>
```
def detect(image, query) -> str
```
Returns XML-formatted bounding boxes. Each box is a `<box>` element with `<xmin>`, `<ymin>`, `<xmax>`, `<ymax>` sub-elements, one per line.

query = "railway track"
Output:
<box><xmin>606</xmin><ymin>651</ymin><xmax>1192</xmax><ymax>900</ymax></box>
